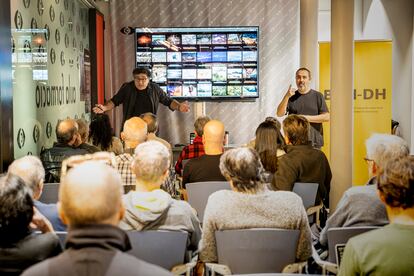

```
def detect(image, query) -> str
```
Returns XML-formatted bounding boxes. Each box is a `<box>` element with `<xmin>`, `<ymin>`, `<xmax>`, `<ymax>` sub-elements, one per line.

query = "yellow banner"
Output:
<box><xmin>319</xmin><ymin>41</ymin><xmax>392</xmax><ymax>185</ymax></box>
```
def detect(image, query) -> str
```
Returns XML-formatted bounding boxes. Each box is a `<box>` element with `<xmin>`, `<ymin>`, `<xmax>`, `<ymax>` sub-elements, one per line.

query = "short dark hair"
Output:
<box><xmin>283</xmin><ymin>114</ymin><xmax>310</xmax><ymax>145</ymax></box>
<box><xmin>219</xmin><ymin>147</ymin><xmax>264</xmax><ymax>193</ymax></box>
<box><xmin>56</xmin><ymin>119</ymin><xmax>78</xmax><ymax>145</ymax></box>
<box><xmin>89</xmin><ymin>114</ymin><xmax>113</xmax><ymax>151</ymax></box>
<box><xmin>132</xmin><ymin>67</ymin><xmax>151</xmax><ymax>78</ymax></box>
<box><xmin>378</xmin><ymin>155</ymin><xmax>414</xmax><ymax>209</ymax></box>
<box><xmin>140</xmin><ymin>112</ymin><xmax>158</xmax><ymax>133</ymax></box>
<box><xmin>0</xmin><ymin>174</ymin><xmax>33</xmax><ymax>246</ymax></box>
<box><xmin>296</xmin><ymin>67</ymin><xmax>312</xmax><ymax>79</ymax></box>
<box><xmin>194</xmin><ymin>116</ymin><xmax>211</xmax><ymax>136</ymax></box>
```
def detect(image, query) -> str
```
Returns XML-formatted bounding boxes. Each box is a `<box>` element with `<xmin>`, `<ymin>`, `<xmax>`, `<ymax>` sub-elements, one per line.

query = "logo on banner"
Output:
<box><xmin>49</xmin><ymin>5</ymin><xmax>55</xmax><ymax>21</ymax></box>
<box><xmin>14</xmin><ymin>10</ymin><xmax>23</xmax><ymax>29</ymax></box>
<box><xmin>46</xmin><ymin>122</ymin><xmax>52</xmax><ymax>138</ymax></box>
<box><xmin>24</xmin><ymin>0</ymin><xmax>30</xmax><ymax>8</ymax></box>
<box><xmin>33</xmin><ymin>125</ymin><xmax>40</xmax><ymax>143</ymax></box>
<box><xmin>38</xmin><ymin>0</ymin><xmax>44</xmax><ymax>16</ymax></box>
<box><xmin>17</xmin><ymin>128</ymin><xmax>25</xmax><ymax>149</ymax></box>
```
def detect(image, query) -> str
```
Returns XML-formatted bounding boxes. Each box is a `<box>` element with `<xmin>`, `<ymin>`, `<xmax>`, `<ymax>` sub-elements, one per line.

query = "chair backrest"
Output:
<box><xmin>39</xmin><ymin>183</ymin><xmax>60</xmax><ymax>203</ymax></box>
<box><xmin>55</xmin><ymin>231</ymin><xmax>68</xmax><ymax>248</ymax></box>
<box><xmin>126</xmin><ymin>230</ymin><xmax>188</xmax><ymax>270</ymax></box>
<box><xmin>292</xmin><ymin>182</ymin><xmax>319</xmax><ymax>209</ymax></box>
<box><xmin>186</xmin><ymin>181</ymin><xmax>232</xmax><ymax>221</ymax></box>
<box><xmin>215</xmin><ymin>228</ymin><xmax>300</xmax><ymax>274</ymax></box>
<box><xmin>327</xmin><ymin>226</ymin><xmax>380</xmax><ymax>263</ymax></box>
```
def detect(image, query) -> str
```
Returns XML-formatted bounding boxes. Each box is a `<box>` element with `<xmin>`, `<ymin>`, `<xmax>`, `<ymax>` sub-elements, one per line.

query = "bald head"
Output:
<box><xmin>203</xmin><ymin>120</ymin><xmax>225</xmax><ymax>153</ymax></box>
<box><xmin>121</xmin><ymin>117</ymin><xmax>148</xmax><ymax>145</ymax></box>
<box><xmin>8</xmin><ymin>156</ymin><xmax>45</xmax><ymax>198</ymax></box>
<box><xmin>56</xmin><ymin>119</ymin><xmax>79</xmax><ymax>145</ymax></box>
<box><xmin>59</xmin><ymin>161</ymin><xmax>124</xmax><ymax>226</ymax></box>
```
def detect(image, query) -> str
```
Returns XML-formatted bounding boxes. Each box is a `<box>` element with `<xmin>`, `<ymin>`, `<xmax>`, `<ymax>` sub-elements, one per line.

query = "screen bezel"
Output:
<box><xmin>134</xmin><ymin>26</ymin><xmax>259</xmax><ymax>102</ymax></box>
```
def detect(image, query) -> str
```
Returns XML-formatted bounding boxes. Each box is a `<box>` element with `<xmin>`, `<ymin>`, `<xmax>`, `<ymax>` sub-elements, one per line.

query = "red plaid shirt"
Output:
<box><xmin>175</xmin><ymin>135</ymin><xmax>205</xmax><ymax>176</ymax></box>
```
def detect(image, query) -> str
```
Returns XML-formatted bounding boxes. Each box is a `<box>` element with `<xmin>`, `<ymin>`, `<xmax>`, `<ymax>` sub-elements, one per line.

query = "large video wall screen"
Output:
<box><xmin>135</xmin><ymin>27</ymin><xmax>259</xmax><ymax>100</ymax></box>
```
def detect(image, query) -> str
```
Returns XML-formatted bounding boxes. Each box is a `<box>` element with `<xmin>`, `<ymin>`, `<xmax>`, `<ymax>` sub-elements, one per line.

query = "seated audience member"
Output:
<box><xmin>175</xmin><ymin>116</ymin><xmax>211</xmax><ymax>176</ymax></box>
<box><xmin>140</xmin><ymin>112</ymin><xmax>173</xmax><ymax>160</ymax></box>
<box><xmin>247</xmin><ymin>116</ymin><xmax>284</xmax><ymax>149</ymax></box>
<box><xmin>319</xmin><ymin>133</ymin><xmax>409</xmax><ymax>246</ymax></box>
<box><xmin>182</xmin><ymin>120</ymin><xmax>227</xmax><ymax>187</ymax></box>
<box><xmin>75</xmin><ymin>118</ymin><xmax>99</xmax><ymax>153</ymax></box>
<box><xmin>40</xmin><ymin>119</ymin><xmax>89</xmax><ymax>183</ymax></box>
<box><xmin>272</xmin><ymin>114</ymin><xmax>332</xmax><ymax>207</ymax></box>
<box><xmin>115</xmin><ymin>117</ymin><xmax>148</xmax><ymax>185</ymax></box>
<box><xmin>254</xmin><ymin>120</ymin><xmax>286</xmax><ymax>177</ymax></box>
<box><xmin>116</xmin><ymin>118</ymin><xmax>177</xmax><ymax>196</ymax></box>
<box><xmin>199</xmin><ymin>147</ymin><xmax>312</xmax><ymax>263</ymax></box>
<box><xmin>339</xmin><ymin>155</ymin><xmax>414</xmax><ymax>275</ymax></box>
<box><xmin>0</xmin><ymin>174</ymin><xmax>61</xmax><ymax>275</ymax></box>
<box><xmin>89</xmin><ymin>114</ymin><xmax>123</xmax><ymax>155</ymax></box>
<box><xmin>8</xmin><ymin>156</ymin><xmax>66</xmax><ymax>231</ymax></box>
<box><xmin>22</xmin><ymin>161</ymin><xmax>171</xmax><ymax>276</ymax></box>
<box><xmin>119</xmin><ymin>141</ymin><xmax>201</xmax><ymax>251</ymax></box>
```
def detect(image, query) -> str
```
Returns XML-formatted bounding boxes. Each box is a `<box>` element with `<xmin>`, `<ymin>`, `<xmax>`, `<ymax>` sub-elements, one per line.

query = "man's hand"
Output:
<box><xmin>285</xmin><ymin>84</ymin><xmax>296</xmax><ymax>98</ymax></box>
<box><xmin>30</xmin><ymin>207</ymin><xmax>54</xmax><ymax>233</ymax></box>
<box><xmin>178</xmin><ymin>101</ymin><xmax>190</xmax><ymax>113</ymax></box>
<box><xmin>92</xmin><ymin>104</ymin><xmax>106</xmax><ymax>114</ymax></box>
<box><xmin>276</xmin><ymin>85</ymin><xmax>296</xmax><ymax>117</ymax></box>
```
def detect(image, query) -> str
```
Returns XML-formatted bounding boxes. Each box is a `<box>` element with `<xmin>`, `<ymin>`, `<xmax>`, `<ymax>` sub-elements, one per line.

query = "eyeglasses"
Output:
<box><xmin>363</xmin><ymin>157</ymin><xmax>374</xmax><ymax>163</ymax></box>
<box><xmin>134</xmin><ymin>77</ymin><xmax>149</xmax><ymax>81</ymax></box>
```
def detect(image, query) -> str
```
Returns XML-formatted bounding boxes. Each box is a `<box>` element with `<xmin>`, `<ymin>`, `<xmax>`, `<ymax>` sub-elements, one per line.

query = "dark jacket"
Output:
<box><xmin>272</xmin><ymin>144</ymin><xmax>332</xmax><ymax>207</ymax></box>
<box><xmin>40</xmin><ymin>143</ymin><xmax>89</xmax><ymax>183</ymax></box>
<box><xmin>21</xmin><ymin>224</ymin><xmax>171</xmax><ymax>276</ymax></box>
<box><xmin>0</xmin><ymin>232</ymin><xmax>62</xmax><ymax>276</ymax></box>
<box><xmin>111</xmin><ymin>81</ymin><xmax>174</xmax><ymax>125</ymax></box>
<box><xmin>78</xmin><ymin>143</ymin><xmax>100</xmax><ymax>154</ymax></box>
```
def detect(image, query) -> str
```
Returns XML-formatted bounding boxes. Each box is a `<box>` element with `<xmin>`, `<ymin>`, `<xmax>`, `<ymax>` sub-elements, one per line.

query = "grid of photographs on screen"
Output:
<box><xmin>135</xmin><ymin>27</ymin><xmax>259</xmax><ymax>100</ymax></box>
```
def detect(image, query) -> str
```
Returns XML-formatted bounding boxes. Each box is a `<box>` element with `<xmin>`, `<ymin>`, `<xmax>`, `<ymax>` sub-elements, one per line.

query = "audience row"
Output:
<box><xmin>0</xmin><ymin>112</ymin><xmax>413</xmax><ymax>275</ymax></box>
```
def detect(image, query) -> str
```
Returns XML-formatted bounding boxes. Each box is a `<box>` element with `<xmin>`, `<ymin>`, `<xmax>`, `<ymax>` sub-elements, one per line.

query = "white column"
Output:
<box><xmin>330</xmin><ymin>0</ymin><xmax>354</xmax><ymax>210</ymax></box>
<box><xmin>300</xmin><ymin>0</ymin><xmax>319</xmax><ymax>88</ymax></box>
<box><xmin>194</xmin><ymin>102</ymin><xmax>206</xmax><ymax>120</ymax></box>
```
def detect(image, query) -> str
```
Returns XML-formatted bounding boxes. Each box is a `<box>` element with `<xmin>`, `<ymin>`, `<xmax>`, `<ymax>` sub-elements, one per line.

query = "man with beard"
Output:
<box><xmin>276</xmin><ymin>68</ymin><xmax>330</xmax><ymax>148</ymax></box>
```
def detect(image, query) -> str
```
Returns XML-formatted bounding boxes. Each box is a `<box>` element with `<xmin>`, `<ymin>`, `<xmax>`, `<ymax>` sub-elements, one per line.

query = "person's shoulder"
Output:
<box><xmin>186</xmin><ymin>155</ymin><xmax>203</xmax><ymax>165</ymax></box>
<box><xmin>267</xmin><ymin>190</ymin><xmax>303</xmax><ymax>205</ymax></box>
<box><xmin>170</xmin><ymin>199</ymin><xmax>198</xmax><ymax>216</ymax></box>
<box><xmin>347</xmin><ymin>226</ymin><xmax>386</xmax><ymax>251</ymax></box>
<box><xmin>310</xmin><ymin>147</ymin><xmax>329</xmax><ymax>158</ymax></box>
<box><xmin>202</xmin><ymin>190</ymin><xmax>234</xmax><ymax>214</ymax></box>
<box><xmin>208</xmin><ymin>189</ymin><xmax>233</xmax><ymax>203</ymax></box>
<box><xmin>123</xmin><ymin>81</ymin><xmax>134</xmax><ymax>87</ymax></box>
<box><xmin>154</xmin><ymin>136</ymin><xmax>172</xmax><ymax>149</ymax></box>
<box><xmin>345</xmin><ymin>184</ymin><xmax>376</xmax><ymax>196</ymax></box>
<box><xmin>310</xmin><ymin>89</ymin><xmax>323</xmax><ymax>95</ymax></box>
<box><xmin>148</xmin><ymin>81</ymin><xmax>163</xmax><ymax>91</ymax></box>
<box><xmin>25</xmin><ymin>232</ymin><xmax>59</xmax><ymax>245</ymax></box>
<box><xmin>116</xmin><ymin>153</ymin><xmax>133</xmax><ymax>162</ymax></box>
<box><xmin>21</xmin><ymin>258</ymin><xmax>52</xmax><ymax>276</ymax></box>
<box><xmin>278</xmin><ymin>147</ymin><xmax>296</xmax><ymax>162</ymax></box>
<box><xmin>108</xmin><ymin>251</ymin><xmax>172</xmax><ymax>276</ymax></box>
<box><xmin>18</xmin><ymin>232</ymin><xmax>61</xmax><ymax>258</ymax></box>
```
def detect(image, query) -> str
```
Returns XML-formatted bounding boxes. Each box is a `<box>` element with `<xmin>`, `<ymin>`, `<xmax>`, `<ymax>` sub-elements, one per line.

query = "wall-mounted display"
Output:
<box><xmin>135</xmin><ymin>26</ymin><xmax>259</xmax><ymax>100</ymax></box>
